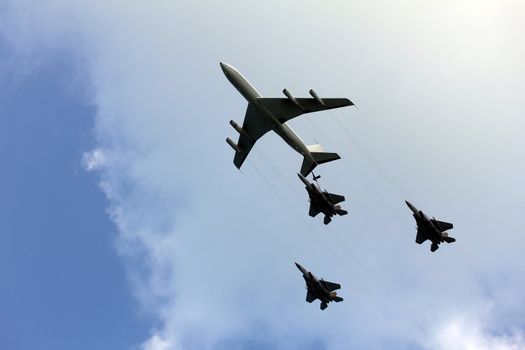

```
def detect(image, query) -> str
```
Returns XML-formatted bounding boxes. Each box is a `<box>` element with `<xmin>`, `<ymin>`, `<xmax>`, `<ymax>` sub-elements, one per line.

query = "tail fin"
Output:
<box><xmin>333</xmin><ymin>296</ymin><xmax>344</xmax><ymax>303</ymax></box>
<box><xmin>320</xmin><ymin>302</ymin><xmax>328</xmax><ymax>310</ymax></box>
<box><xmin>323</xmin><ymin>215</ymin><xmax>332</xmax><ymax>225</ymax></box>
<box><xmin>300</xmin><ymin>152</ymin><xmax>340</xmax><ymax>176</ymax></box>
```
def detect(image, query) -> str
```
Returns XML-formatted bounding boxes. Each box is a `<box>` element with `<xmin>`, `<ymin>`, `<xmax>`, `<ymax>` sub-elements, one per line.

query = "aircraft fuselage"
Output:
<box><xmin>416</xmin><ymin>212</ymin><xmax>448</xmax><ymax>243</ymax></box>
<box><xmin>296</xmin><ymin>264</ymin><xmax>332</xmax><ymax>303</ymax></box>
<box><xmin>298</xmin><ymin>173</ymin><xmax>339</xmax><ymax>217</ymax></box>
<box><xmin>221</xmin><ymin>63</ymin><xmax>315</xmax><ymax>164</ymax></box>
<box><xmin>406</xmin><ymin>201</ymin><xmax>448</xmax><ymax>243</ymax></box>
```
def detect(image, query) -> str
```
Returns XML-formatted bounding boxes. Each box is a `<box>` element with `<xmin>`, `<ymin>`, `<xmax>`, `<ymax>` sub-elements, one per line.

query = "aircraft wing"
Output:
<box><xmin>257</xmin><ymin>97</ymin><xmax>353</xmax><ymax>124</ymax></box>
<box><xmin>306</xmin><ymin>290</ymin><xmax>317</xmax><ymax>303</ymax></box>
<box><xmin>323</xmin><ymin>280</ymin><xmax>341</xmax><ymax>292</ymax></box>
<box><xmin>326</xmin><ymin>192</ymin><xmax>345</xmax><ymax>205</ymax></box>
<box><xmin>434</xmin><ymin>220</ymin><xmax>453</xmax><ymax>232</ymax></box>
<box><xmin>308</xmin><ymin>203</ymin><xmax>322</xmax><ymax>217</ymax></box>
<box><xmin>233</xmin><ymin>103</ymin><xmax>275</xmax><ymax>169</ymax></box>
<box><xmin>415</xmin><ymin>228</ymin><xmax>428</xmax><ymax>244</ymax></box>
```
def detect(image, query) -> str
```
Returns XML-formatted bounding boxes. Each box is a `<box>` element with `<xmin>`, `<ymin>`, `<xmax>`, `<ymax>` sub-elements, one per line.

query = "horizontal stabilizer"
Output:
<box><xmin>312</xmin><ymin>152</ymin><xmax>340</xmax><ymax>165</ymax></box>
<box><xmin>336</xmin><ymin>209</ymin><xmax>348</xmax><ymax>216</ymax></box>
<box><xmin>320</xmin><ymin>302</ymin><xmax>328</xmax><ymax>310</ymax></box>
<box><xmin>434</xmin><ymin>220</ymin><xmax>454</xmax><ymax>232</ymax></box>
<box><xmin>332</xmin><ymin>296</ymin><xmax>344</xmax><ymax>303</ymax></box>
<box><xmin>444</xmin><ymin>236</ymin><xmax>456</xmax><ymax>243</ymax></box>
<box><xmin>300</xmin><ymin>152</ymin><xmax>340</xmax><ymax>176</ymax></box>
<box><xmin>323</xmin><ymin>281</ymin><xmax>341</xmax><ymax>292</ymax></box>
<box><xmin>323</xmin><ymin>215</ymin><xmax>332</xmax><ymax>225</ymax></box>
<box><xmin>431</xmin><ymin>243</ymin><xmax>439</xmax><ymax>252</ymax></box>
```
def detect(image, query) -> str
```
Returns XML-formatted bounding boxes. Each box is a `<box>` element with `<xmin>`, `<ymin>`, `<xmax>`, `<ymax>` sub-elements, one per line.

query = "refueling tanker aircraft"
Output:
<box><xmin>298</xmin><ymin>173</ymin><xmax>348</xmax><ymax>225</ymax></box>
<box><xmin>295</xmin><ymin>262</ymin><xmax>343</xmax><ymax>310</ymax></box>
<box><xmin>406</xmin><ymin>200</ymin><xmax>456</xmax><ymax>252</ymax></box>
<box><xmin>221</xmin><ymin>62</ymin><xmax>354</xmax><ymax>176</ymax></box>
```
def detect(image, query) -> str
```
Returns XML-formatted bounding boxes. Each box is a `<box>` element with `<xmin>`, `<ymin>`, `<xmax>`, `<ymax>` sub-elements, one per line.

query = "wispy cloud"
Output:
<box><xmin>82</xmin><ymin>149</ymin><xmax>106</xmax><ymax>171</ymax></box>
<box><xmin>2</xmin><ymin>1</ymin><xmax>524</xmax><ymax>349</ymax></box>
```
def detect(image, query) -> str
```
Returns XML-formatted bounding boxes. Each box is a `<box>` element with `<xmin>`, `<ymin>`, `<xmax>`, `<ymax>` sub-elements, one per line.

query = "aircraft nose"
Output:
<box><xmin>220</xmin><ymin>62</ymin><xmax>231</xmax><ymax>75</ymax></box>
<box><xmin>295</xmin><ymin>262</ymin><xmax>303</xmax><ymax>271</ymax></box>
<box><xmin>405</xmin><ymin>200</ymin><xmax>417</xmax><ymax>213</ymax></box>
<box><xmin>297</xmin><ymin>173</ymin><xmax>308</xmax><ymax>185</ymax></box>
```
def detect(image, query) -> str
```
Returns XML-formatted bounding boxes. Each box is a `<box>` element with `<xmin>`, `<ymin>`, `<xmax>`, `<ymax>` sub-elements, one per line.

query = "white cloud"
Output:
<box><xmin>141</xmin><ymin>334</ymin><xmax>175</xmax><ymax>350</ymax></box>
<box><xmin>1</xmin><ymin>1</ymin><xmax>524</xmax><ymax>349</ymax></box>
<box><xmin>429</xmin><ymin>318</ymin><xmax>525</xmax><ymax>350</ymax></box>
<box><xmin>82</xmin><ymin>148</ymin><xmax>106</xmax><ymax>171</ymax></box>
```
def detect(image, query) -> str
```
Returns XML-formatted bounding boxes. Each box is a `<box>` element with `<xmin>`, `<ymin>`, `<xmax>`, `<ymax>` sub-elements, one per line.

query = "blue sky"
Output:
<box><xmin>0</xmin><ymin>55</ymin><xmax>148</xmax><ymax>349</ymax></box>
<box><xmin>1</xmin><ymin>1</ymin><xmax>524</xmax><ymax>350</ymax></box>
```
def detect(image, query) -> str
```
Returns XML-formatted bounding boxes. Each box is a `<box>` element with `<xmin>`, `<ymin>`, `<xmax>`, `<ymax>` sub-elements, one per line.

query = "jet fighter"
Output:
<box><xmin>221</xmin><ymin>62</ymin><xmax>354</xmax><ymax>176</ymax></box>
<box><xmin>295</xmin><ymin>262</ymin><xmax>343</xmax><ymax>310</ymax></box>
<box><xmin>406</xmin><ymin>200</ymin><xmax>456</xmax><ymax>252</ymax></box>
<box><xmin>298</xmin><ymin>173</ymin><xmax>348</xmax><ymax>225</ymax></box>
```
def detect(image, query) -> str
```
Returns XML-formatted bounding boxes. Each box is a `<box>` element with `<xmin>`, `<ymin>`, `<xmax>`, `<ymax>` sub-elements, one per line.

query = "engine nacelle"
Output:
<box><xmin>283</xmin><ymin>88</ymin><xmax>305</xmax><ymax>111</ymax></box>
<box><xmin>226</xmin><ymin>137</ymin><xmax>242</xmax><ymax>153</ymax></box>
<box><xmin>229</xmin><ymin>120</ymin><xmax>249</xmax><ymax>137</ymax></box>
<box><xmin>309</xmin><ymin>89</ymin><xmax>325</xmax><ymax>106</ymax></box>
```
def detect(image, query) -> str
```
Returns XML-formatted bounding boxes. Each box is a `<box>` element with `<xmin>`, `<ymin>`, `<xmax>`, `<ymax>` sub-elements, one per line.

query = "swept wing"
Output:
<box><xmin>231</xmin><ymin>95</ymin><xmax>353</xmax><ymax>169</ymax></box>
<box><xmin>322</xmin><ymin>280</ymin><xmax>341</xmax><ymax>292</ymax></box>
<box><xmin>257</xmin><ymin>97</ymin><xmax>353</xmax><ymax>124</ymax></box>
<box><xmin>415</xmin><ymin>228</ymin><xmax>428</xmax><ymax>244</ymax></box>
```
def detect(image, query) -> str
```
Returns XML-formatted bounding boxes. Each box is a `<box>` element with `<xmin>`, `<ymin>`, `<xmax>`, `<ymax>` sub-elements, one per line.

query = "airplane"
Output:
<box><xmin>295</xmin><ymin>262</ymin><xmax>343</xmax><ymax>310</ymax></box>
<box><xmin>298</xmin><ymin>173</ymin><xmax>348</xmax><ymax>225</ymax></box>
<box><xmin>406</xmin><ymin>200</ymin><xmax>456</xmax><ymax>252</ymax></box>
<box><xmin>221</xmin><ymin>62</ymin><xmax>354</xmax><ymax>176</ymax></box>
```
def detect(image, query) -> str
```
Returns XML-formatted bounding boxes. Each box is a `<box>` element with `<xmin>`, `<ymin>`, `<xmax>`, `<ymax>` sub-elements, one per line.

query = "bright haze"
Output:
<box><xmin>1</xmin><ymin>1</ymin><xmax>524</xmax><ymax>349</ymax></box>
